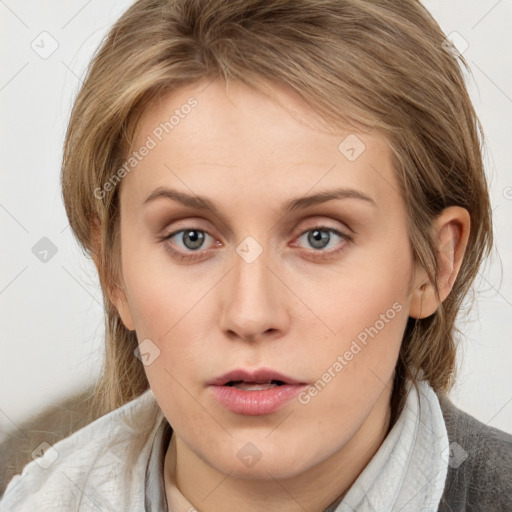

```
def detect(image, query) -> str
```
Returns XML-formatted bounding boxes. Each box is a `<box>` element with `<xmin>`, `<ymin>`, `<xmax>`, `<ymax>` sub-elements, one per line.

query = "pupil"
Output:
<box><xmin>184</xmin><ymin>230</ymin><xmax>204</xmax><ymax>250</ymax></box>
<box><xmin>308</xmin><ymin>229</ymin><xmax>329</xmax><ymax>249</ymax></box>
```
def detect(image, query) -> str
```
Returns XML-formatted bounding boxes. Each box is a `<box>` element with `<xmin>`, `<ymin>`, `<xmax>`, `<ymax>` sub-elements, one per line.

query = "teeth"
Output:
<box><xmin>230</xmin><ymin>381</ymin><xmax>280</xmax><ymax>391</ymax></box>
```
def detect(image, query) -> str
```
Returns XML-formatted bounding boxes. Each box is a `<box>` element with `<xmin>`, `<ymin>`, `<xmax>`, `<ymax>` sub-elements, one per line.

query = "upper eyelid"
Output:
<box><xmin>163</xmin><ymin>223</ymin><xmax>348</xmax><ymax>239</ymax></box>
<box><xmin>162</xmin><ymin>213</ymin><xmax>352</xmax><ymax>236</ymax></box>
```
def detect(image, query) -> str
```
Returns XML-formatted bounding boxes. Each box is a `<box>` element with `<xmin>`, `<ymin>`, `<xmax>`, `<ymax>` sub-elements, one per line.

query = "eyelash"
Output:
<box><xmin>158</xmin><ymin>226</ymin><xmax>352</xmax><ymax>263</ymax></box>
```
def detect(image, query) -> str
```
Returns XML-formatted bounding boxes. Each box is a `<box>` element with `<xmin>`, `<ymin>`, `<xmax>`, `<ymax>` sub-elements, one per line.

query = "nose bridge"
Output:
<box><xmin>219</xmin><ymin>237</ymin><xmax>288</xmax><ymax>341</ymax></box>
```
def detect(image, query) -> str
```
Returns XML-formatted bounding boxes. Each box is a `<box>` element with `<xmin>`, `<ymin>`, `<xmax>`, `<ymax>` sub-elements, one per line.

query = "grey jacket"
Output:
<box><xmin>437</xmin><ymin>393</ymin><xmax>512</xmax><ymax>511</ymax></box>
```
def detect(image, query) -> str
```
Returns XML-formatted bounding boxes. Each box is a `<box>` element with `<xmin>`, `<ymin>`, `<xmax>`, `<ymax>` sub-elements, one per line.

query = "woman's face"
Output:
<box><xmin>113</xmin><ymin>78</ymin><xmax>423</xmax><ymax>480</ymax></box>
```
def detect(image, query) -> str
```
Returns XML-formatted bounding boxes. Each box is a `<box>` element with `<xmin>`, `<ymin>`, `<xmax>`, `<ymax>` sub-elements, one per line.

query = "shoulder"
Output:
<box><xmin>0</xmin><ymin>389</ymin><xmax>164</xmax><ymax>512</ymax></box>
<box><xmin>437</xmin><ymin>393</ymin><xmax>512</xmax><ymax>512</ymax></box>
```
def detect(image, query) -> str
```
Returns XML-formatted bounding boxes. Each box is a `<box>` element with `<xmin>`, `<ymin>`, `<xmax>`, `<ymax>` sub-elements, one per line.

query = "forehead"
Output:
<box><xmin>119</xmin><ymin>78</ymin><xmax>403</xmax><ymax>214</ymax></box>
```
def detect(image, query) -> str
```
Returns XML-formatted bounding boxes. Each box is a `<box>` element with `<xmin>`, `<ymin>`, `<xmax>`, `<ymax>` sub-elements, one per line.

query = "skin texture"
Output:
<box><xmin>102</xmin><ymin>78</ymin><xmax>470</xmax><ymax>512</ymax></box>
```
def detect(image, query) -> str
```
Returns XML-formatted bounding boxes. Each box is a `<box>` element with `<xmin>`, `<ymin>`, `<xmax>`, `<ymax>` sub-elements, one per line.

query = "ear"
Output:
<box><xmin>90</xmin><ymin>216</ymin><xmax>136</xmax><ymax>331</ymax></box>
<box><xmin>409</xmin><ymin>206</ymin><xmax>470</xmax><ymax>319</ymax></box>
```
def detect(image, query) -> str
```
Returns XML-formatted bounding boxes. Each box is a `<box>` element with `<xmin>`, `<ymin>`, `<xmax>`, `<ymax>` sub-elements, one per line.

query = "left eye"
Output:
<box><xmin>295</xmin><ymin>227</ymin><xmax>347</xmax><ymax>251</ymax></box>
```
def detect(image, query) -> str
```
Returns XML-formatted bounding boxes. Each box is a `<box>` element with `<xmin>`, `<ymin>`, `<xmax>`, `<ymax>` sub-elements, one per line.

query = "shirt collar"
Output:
<box><xmin>332</xmin><ymin>379</ymin><xmax>449</xmax><ymax>512</ymax></box>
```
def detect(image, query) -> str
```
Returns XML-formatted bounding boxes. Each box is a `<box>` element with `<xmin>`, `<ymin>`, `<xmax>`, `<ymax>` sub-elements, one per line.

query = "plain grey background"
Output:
<box><xmin>1</xmin><ymin>0</ymin><xmax>511</xmax><ymax>439</ymax></box>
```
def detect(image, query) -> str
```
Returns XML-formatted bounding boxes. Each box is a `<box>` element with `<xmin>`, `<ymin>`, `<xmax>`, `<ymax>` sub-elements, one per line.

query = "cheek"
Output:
<box><xmin>307</xmin><ymin>296</ymin><xmax>407</xmax><ymax>403</ymax></box>
<box><xmin>302</xmin><ymin>243</ymin><xmax>412</xmax><ymax>348</ymax></box>
<box><xmin>121</xmin><ymin>241</ymin><xmax>212</xmax><ymax>340</ymax></box>
<box><xmin>296</xmin><ymin>243</ymin><xmax>413</xmax><ymax>398</ymax></box>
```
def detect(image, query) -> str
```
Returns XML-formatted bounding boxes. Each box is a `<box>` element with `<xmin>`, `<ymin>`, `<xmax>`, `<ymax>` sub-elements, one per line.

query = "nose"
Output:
<box><xmin>218</xmin><ymin>243</ymin><xmax>290</xmax><ymax>343</ymax></box>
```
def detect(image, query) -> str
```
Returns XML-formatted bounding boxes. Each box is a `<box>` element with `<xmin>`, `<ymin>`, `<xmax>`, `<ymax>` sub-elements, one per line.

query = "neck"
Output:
<box><xmin>164</xmin><ymin>385</ymin><xmax>394</xmax><ymax>512</ymax></box>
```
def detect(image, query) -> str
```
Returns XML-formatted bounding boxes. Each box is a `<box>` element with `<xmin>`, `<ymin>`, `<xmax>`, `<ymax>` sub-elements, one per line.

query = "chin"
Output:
<box><xmin>217</xmin><ymin>455</ymin><xmax>313</xmax><ymax>481</ymax></box>
<box><xmin>203</xmin><ymin>436</ymin><xmax>325</xmax><ymax>481</ymax></box>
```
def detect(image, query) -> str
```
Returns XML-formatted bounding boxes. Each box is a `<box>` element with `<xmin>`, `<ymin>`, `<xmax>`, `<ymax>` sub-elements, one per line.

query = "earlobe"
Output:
<box><xmin>409</xmin><ymin>206</ymin><xmax>470</xmax><ymax>319</ymax></box>
<box><xmin>409</xmin><ymin>276</ymin><xmax>437</xmax><ymax>319</ymax></box>
<box><xmin>110</xmin><ymin>285</ymin><xmax>136</xmax><ymax>332</ymax></box>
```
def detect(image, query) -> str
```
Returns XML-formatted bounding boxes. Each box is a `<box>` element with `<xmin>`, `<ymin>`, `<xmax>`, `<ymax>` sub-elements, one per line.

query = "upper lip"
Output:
<box><xmin>208</xmin><ymin>368</ymin><xmax>306</xmax><ymax>386</ymax></box>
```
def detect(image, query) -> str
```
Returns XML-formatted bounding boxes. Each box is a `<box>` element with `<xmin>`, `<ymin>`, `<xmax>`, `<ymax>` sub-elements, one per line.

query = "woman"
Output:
<box><xmin>1</xmin><ymin>0</ymin><xmax>510</xmax><ymax>510</ymax></box>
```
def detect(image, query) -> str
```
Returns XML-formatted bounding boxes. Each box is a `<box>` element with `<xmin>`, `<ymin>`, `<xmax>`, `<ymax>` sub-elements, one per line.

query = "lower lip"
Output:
<box><xmin>210</xmin><ymin>384</ymin><xmax>307</xmax><ymax>415</ymax></box>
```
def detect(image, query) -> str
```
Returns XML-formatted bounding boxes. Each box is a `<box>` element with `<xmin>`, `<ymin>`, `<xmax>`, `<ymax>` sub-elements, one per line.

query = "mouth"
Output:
<box><xmin>208</xmin><ymin>368</ymin><xmax>308</xmax><ymax>415</ymax></box>
<box><xmin>224</xmin><ymin>379</ymin><xmax>287</xmax><ymax>391</ymax></box>
<box><xmin>208</xmin><ymin>368</ymin><xmax>305</xmax><ymax>388</ymax></box>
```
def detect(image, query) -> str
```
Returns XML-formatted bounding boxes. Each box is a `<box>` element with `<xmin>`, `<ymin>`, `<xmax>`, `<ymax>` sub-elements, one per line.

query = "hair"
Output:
<box><xmin>61</xmin><ymin>0</ymin><xmax>493</xmax><ymax>424</ymax></box>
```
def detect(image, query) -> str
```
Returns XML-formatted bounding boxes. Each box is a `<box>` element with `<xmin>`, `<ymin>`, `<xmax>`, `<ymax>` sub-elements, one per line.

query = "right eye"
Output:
<box><xmin>158</xmin><ymin>228</ymin><xmax>221</xmax><ymax>262</ymax></box>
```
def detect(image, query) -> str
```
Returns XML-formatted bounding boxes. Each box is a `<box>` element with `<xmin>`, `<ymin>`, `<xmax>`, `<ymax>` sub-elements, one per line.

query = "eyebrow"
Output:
<box><xmin>142</xmin><ymin>186</ymin><xmax>377</xmax><ymax>213</ymax></box>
